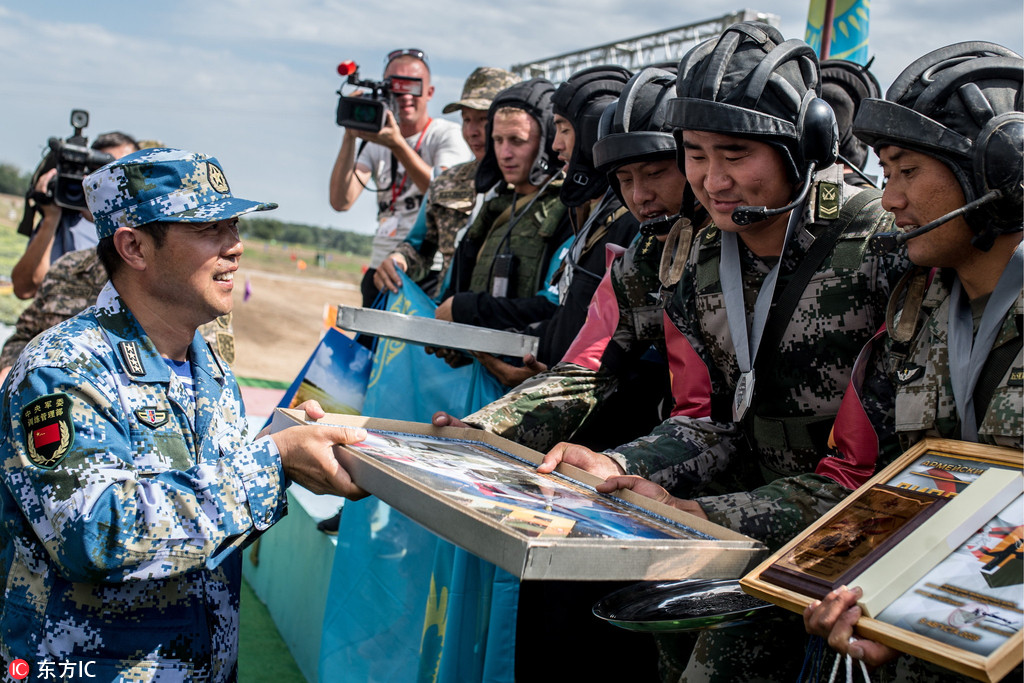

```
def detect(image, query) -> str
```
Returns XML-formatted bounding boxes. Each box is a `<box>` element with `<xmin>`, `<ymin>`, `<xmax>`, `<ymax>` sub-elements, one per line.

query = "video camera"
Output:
<box><xmin>335</xmin><ymin>61</ymin><xmax>423</xmax><ymax>132</ymax></box>
<box><xmin>46</xmin><ymin>109</ymin><xmax>115</xmax><ymax>210</ymax></box>
<box><xmin>17</xmin><ymin>109</ymin><xmax>115</xmax><ymax>236</ymax></box>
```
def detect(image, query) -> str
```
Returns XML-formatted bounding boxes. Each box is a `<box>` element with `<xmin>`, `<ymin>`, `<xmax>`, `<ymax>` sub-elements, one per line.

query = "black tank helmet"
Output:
<box><xmin>666</xmin><ymin>21</ymin><xmax>838</xmax><ymax>187</ymax></box>
<box><xmin>475</xmin><ymin>78</ymin><xmax>559</xmax><ymax>193</ymax></box>
<box><xmin>820</xmin><ymin>58</ymin><xmax>881</xmax><ymax>171</ymax></box>
<box><xmin>853</xmin><ymin>42</ymin><xmax>1023</xmax><ymax>250</ymax></box>
<box><xmin>551</xmin><ymin>65</ymin><xmax>632</xmax><ymax>207</ymax></box>
<box><xmin>591</xmin><ymin>66</ymin><xmax>679</xmax><ymax>204</ymax></box>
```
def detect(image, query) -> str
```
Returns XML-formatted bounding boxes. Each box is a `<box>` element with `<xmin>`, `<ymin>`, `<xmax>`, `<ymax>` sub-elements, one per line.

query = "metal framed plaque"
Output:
<box><xmin>272</xmin><ymin>409</ymin><xmax>765</xmax><ymax>582</ymax></box>
<box><xmin>336</xmin><ymin>306</ymin><xmax>539</xmax><ymax>357</ymax></box>
<box><xmin>741</xmin><ymin>438</ymin><xmax>1023</xmax><ymax>683</ymax></box>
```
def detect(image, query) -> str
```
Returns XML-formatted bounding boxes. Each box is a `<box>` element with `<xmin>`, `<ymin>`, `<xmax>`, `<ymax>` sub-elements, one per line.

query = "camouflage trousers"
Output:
<box><xmin>663</xmin><ymin>611</ymin><xmax>808</xmax><ymax>683</ymax></box>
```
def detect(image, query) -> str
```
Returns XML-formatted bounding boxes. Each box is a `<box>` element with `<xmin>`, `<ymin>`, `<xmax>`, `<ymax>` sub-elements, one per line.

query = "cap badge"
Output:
<box><xmin>207</xmin><ymin>162</ymin><xmax>230</xmax><ymax>194</ymax></box>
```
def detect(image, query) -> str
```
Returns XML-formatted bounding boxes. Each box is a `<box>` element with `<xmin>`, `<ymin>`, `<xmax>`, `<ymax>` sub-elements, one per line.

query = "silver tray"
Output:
<box><xmin>592</xmin><ymin>579</ymin><xmax>775</xmax><ymax>632</ymax></box>
<box><xmin>337</xmin><ymin>305</ymin><xmax>539</xmax><ymax>357</ymax></box>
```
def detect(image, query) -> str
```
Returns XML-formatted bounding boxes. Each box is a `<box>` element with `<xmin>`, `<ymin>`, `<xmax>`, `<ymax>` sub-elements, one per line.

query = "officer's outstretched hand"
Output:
<box><xmin>596</xmin><ymin>476</ymin><xmax>708</xmax><ymax>520</ymax></box>
<box><xmin>803</xmin><ymin>585</ymin><xmax>897</xmax><ymax>670</ymax></box>
<box><xmin>271</xmin><ymin>400</ymin><xmax>369</xmax><ymax>499</ymax></box>
<box><xmin>538</xmin><ymin>442</ymin><xmax>625</xmax><ymax>478</ymax></box>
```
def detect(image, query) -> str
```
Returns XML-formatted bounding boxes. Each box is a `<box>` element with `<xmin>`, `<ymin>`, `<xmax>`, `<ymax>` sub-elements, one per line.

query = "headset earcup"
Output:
<box><xmin>968</xmin><ymin>111</ymin><xmax>1024</xmax><ymax>243</ymax></box>
<box><xmin>974</xmin><ymin>111</ymin><xmax>1024</xmax><ymax>200</ymax></box>
<box><xmin>797</xmin><ymin>95</ymin><xmax>839</xmax><ymax>169</ymax></box>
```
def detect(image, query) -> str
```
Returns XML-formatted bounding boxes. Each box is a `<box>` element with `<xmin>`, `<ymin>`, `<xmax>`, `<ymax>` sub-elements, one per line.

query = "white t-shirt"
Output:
<box><xmin>358</xmin><ymin>118</ymin><xmax>470</xmax><ymax>268</ymax></box>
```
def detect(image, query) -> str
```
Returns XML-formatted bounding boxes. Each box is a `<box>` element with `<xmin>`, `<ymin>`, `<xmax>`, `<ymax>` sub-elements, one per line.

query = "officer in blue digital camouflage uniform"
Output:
<box><xmin>0</xmin><ymin>148</ymin><xmax>367</xmax><ymax>681</ymax></box>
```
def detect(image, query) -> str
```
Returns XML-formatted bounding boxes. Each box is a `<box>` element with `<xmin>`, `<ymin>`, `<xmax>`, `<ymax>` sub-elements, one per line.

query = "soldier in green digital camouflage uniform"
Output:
<box><xmin>375</xmin><ymin>67</ymin><xmax>521</xmax><ymax>298</ymax></box>
<box><xmin>0</xmin><ymin>247</ymin><xmax>236</xmax><ymax>374</ymax></box>
<box><xmin>436</xmin><ymin>66</ymin><xmax>686</xmax><ymax>452</ymax></box>
<box><xmin>542</xmin><ymin>22</ymin><xmax>910</xmax><ymax>681</ymax></box>
<box><xmin>802</xmin><ymin>41</ymin><xmax>1023</xmax><ymax>683</ymax></box>
<box><xmin>0</xmin><ymin>148</ymin><xmax>366</xmax><ymax>680</ymax></box>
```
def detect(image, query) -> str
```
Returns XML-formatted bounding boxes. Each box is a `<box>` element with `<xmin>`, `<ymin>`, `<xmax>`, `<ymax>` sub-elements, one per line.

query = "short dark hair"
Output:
<box><xmin>92</xmin><ymin>132</ymin><xmax>139</xmax><ymax>153</ymax></box>
<box><xmin>97</xmin><ymin>222</ymin><xmax>170</xmax><ymax>279</ymax></box>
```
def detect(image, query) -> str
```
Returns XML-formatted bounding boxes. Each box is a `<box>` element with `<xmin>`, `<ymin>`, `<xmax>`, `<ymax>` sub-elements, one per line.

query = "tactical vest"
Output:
<box><xmin>467</xmin><ymin>182</ymin><xmax>567</xmax><ymax>298</ymax></box>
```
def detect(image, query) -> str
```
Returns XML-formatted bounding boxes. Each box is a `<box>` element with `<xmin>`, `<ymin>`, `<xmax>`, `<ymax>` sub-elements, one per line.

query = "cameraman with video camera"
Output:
<box><xmin>329</xmin><ymin>48</ymin><xmax>470</xmax><ymax>306</ymax></box>
<box><xmin>12</xmin><ymin>115</ymin><xmax>137</xmax><ymax>299</ymax></box>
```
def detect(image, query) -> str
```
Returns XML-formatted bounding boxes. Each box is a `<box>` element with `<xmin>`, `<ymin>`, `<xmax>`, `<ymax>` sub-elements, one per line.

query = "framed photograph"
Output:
<box><xmin>741</xmin><ymin>438</ymin><xmax>1023</xmax><ymax>683</ymax></box>
<box><xmin>272</xmin><ymin>409</ymin><xmax>765</xmax><ymax>581</ymax></box>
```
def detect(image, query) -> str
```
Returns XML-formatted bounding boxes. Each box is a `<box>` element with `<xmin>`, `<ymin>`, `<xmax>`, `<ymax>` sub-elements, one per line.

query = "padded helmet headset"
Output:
<box><xmin>667</xmin><ymin>21</ymin><xmax>838</xmax><ymax>189</ymax></box>
<box><xmin>475</xmin><ymin>78</ymin><xmax>559</xmax><ymax>193</ymax></box>
<box><xmin>820</xmin><ymin>59</ymin><xmax>882</xmax><ymax>171</ymax></box>
<box><xmin>551</xmin><ymin>65</ymin><xmax>632</xmax><ymax>207</ymax></box>
<box><xmin>591</xmin><ymin>66</ymin><xmax>679</xmax><ymax>205</ymax></box>
<box><xmin>854</xmin><ymin>42</ymin><xmax>1023</xmax><ymax>249</ymax></box>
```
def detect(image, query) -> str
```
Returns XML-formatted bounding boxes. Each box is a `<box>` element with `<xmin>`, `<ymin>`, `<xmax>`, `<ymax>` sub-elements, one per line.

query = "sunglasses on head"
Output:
<box><xmin>386</xmin><ymin>48</ymin><xmax>429</xmax><ymax>68</ymax></box>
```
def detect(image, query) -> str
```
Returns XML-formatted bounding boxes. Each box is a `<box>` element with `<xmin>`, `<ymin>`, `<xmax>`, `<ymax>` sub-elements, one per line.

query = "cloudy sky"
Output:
<box><xmin>1</xmin><ymin>1</ymin><xmax>1021</xmax><ymax>235</ymax></box>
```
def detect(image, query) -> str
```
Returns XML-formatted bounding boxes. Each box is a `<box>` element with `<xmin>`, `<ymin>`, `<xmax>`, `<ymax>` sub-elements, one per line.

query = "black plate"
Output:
<box><xmin>592</xmin><ymin>579</ymin><xmax>775</xmax><ymax>632</ymax></box>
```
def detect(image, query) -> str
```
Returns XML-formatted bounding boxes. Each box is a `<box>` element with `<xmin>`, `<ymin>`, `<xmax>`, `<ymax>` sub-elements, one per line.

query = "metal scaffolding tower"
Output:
<box><xmin>511</xmin><ymin>9</ymin><xmax>781</xmax><ymax>82</ymax></box>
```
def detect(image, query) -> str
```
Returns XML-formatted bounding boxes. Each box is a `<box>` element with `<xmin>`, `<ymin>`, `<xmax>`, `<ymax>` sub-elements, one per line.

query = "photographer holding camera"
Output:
<box><xmin>12</xmin><ymin>122</ymin><xmax>138</xmax><ymax>299</ymax></box>
<box><xmin>329</xmin><ymin>48</ymin><xmax>470</xmax><ymax>306</ymax></box>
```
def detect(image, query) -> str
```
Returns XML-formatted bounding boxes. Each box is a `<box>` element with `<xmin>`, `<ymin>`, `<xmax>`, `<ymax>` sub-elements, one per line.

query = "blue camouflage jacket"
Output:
<box><xmin>0</xmin><ymin>282</ymin><xmax>285</xmax><ymax>681</ymax></box>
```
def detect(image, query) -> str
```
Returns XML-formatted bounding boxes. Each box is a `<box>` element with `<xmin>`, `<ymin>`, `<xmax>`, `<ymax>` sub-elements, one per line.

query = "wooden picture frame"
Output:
<box><xmin>273</xmin><ymin>409</ymin><xmax>765</xmax><ymax>581</ymax></box>
<box><xmin>741</xmin><ymin>438</ymin><xmax>1023</xmax><ymax>682</ymax></box>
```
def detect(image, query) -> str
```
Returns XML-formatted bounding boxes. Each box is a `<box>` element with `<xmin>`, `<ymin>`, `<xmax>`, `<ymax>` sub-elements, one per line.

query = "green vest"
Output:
<box><xmin>467</xmin><ymin>181</ymin><xmax>566</xmax><ymax>298</ymax></box>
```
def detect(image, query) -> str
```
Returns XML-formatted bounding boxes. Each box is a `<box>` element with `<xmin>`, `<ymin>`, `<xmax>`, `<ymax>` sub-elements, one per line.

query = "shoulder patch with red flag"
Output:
<box><xmin>20</xmin><ymin>393</ymin><xmax>75</xmax><ymax>469</ymax></box>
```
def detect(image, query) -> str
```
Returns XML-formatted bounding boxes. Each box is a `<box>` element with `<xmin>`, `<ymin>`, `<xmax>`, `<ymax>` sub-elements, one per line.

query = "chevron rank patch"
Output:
<box><xmin>21</xmin><ymin>393</ymin><xmax>75</xmax><ymax>469</ymax></box>
<box><xmin>816</xmin><ymin>182</ymin><xmax>840</xmax><ymax>220</ymax></box>
<box><xmin>136</xmin><ymin>407</ymin><xmax>169</xmax><ymax>428</ymax></box>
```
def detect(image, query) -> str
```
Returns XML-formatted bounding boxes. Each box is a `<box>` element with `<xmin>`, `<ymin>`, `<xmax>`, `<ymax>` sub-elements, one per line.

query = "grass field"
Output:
<box><xmin>0</xmin><ymin>194</ymin><xmax>33</xmax><ymax>324</ymax></box>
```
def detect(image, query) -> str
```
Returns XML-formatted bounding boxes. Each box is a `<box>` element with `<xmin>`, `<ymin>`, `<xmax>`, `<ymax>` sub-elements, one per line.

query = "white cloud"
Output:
<box><xmin>1</xmin><ymin>0</ymin><xmax>1021</xmax><ymax>233</ymax></box>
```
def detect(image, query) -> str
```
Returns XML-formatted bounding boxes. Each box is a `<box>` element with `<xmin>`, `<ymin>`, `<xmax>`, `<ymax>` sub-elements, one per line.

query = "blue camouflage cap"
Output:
<box><xmin>84</xmin><ymin>147</ymin><xmax>277</xmax><ymax>239</ymax></box>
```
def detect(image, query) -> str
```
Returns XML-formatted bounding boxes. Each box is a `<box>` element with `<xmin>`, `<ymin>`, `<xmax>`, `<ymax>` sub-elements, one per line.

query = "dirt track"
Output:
<box><xmin>230</xmin><ymin>268</ymin><xmax>362</xmax><ymax>383</ymax></box>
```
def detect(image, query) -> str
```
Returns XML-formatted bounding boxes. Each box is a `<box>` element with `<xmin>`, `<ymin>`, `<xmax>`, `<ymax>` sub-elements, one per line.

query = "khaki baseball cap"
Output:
<box><xmin>442</xmin><ymin>67</ymin><xmax>521</xmax><ymax>114</ymax></box>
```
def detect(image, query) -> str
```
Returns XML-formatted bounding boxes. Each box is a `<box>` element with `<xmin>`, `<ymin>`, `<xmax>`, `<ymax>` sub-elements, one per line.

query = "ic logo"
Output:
<box><xmin>8</xmin><ymin>659</ymin><xmax>29</xmax><ymax>680</ymax></box>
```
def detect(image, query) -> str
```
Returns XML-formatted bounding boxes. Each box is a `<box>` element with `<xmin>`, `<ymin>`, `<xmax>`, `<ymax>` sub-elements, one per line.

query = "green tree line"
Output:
<box><xmin>0</xmin><ymin>161</ymin><xmax>370</xmax><ymax>256</ymax></box>
<box><xmin>0</xmin><ymin>163</ymin><xmax>32</xmax><ymax>197</ymax></box>
<box><xmin>240</xmin><ymin>217</ymin><xmax>372</xmax><ymax>256</ymax></box>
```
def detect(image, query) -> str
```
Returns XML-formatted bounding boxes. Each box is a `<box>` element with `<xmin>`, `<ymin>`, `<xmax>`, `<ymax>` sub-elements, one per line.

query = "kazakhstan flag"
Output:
<box><xmin>806</xmin><ymin>0</ymin><xmax>871</xmax><ymax>64</ymax></box>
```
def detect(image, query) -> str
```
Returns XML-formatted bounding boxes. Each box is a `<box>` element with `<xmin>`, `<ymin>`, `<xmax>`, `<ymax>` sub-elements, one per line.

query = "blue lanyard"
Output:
<box><xmin>719</xmin><ymin>209</ymin><xmax>799</xmax><ymax>420</ymax></box>
<box><xmin>947</xmin><ymin>241</ymin><xmax>1023</xmax><ymax>441</ymax></box>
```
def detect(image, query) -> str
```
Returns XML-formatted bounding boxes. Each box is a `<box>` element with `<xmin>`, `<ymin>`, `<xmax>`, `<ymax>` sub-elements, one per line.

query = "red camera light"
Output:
<box><xmin>337</xmin><ymin>61</ymin><xmax>358</xmax><ymax>77</ymax></box>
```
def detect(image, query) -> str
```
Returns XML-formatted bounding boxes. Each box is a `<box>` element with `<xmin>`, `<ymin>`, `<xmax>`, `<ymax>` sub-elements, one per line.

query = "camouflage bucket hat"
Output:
<box><xmin>84</xmin><ymin>147</ymin><xmax>277</xmax><ymax>239</ymax></box>
<box><xmin>442</xmin><ymin>66</ymin><xmax>521</xmax><ymax>114</ymax></box>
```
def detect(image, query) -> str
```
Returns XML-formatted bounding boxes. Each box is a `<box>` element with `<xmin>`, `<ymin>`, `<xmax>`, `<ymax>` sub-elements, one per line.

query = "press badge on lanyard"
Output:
<box><xmin>377</xmin><ymin>214</ymin><xmax>400</xmax><ymax>238</ymax></box>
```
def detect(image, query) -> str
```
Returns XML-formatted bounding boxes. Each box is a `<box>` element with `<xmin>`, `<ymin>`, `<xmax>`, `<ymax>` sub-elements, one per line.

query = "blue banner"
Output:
<box><xmin>805</xmin><ymin>0</ymin><xmax>871</xmax><ymax>64</ymax></box>
<box><xmin>320</xmin><ymin>273</ymin><xmax>517</xmax><ymax>683</ymax></box>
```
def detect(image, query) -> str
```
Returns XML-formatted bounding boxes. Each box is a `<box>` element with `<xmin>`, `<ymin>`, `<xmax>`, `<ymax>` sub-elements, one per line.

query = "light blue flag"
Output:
<box><xmin>320</xmin><ymin>272</ymin><xmax>517</xmax><ymax>683</ymax></box>
<box><xmin>805</xmin><ymin>0</ymin><xmax>871</xmax><ymax>64</ymax></box>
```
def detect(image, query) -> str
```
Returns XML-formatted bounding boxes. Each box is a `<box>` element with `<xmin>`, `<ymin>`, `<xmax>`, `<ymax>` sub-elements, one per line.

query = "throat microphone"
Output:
<box><xmin>639</xmin><ymin>213</ymin><xmax>682</xmax><ymax>237</ymax></box>
<box><xmin>731</xmin><ymin>163</ymin><xmax>817</xmax><ymax>226</ymax></box>
<box><xmin>867</xmin><ymin>189</ymin><xmax>1003</xmax><ymax>255</ymax></box>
